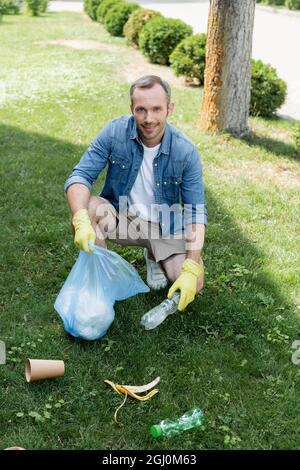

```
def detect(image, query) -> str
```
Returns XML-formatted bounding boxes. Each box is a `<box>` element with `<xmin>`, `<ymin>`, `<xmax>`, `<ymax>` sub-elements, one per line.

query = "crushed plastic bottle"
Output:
<box><xmin>140</xmin><ymin>292</ymin><xmax>180</xmax><ymax>330</ymax></box>
<box><xmin>150</xmin><ymin>408</ymin><xmax>204</xmax><ymax>438</ymax></box>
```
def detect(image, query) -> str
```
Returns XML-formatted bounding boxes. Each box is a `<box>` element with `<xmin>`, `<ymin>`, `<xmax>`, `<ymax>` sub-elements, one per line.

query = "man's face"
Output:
<box><xmin>131</xmin><ymin>83</ymin><xmax>174</xmax><ymax>147</ymax></box>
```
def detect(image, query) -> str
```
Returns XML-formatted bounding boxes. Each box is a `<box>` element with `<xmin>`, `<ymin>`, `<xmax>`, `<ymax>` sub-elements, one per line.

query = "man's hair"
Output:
<box><xmin>130</xmin><ymin>75</ymin><xmax>171</xmax><ymax>106</ymax></box>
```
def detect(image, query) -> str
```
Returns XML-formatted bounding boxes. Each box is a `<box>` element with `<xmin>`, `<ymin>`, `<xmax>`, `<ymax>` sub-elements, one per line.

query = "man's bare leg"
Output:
<box><xmin>160</xmin><ymin>253</ymin><xmax>204</xmax><ymax>293</ymax></box>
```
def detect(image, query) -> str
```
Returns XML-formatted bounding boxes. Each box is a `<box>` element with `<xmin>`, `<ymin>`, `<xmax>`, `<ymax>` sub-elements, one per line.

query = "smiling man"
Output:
<box><xmin>64</xmin><ymin>75</ymin><xmax>207</xmax><ymax>311</ymax></box>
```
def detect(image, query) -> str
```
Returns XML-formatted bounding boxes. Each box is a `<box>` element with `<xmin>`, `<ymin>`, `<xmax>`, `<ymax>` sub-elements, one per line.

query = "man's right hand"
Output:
<box><xmin>72</xmin><ymin>209</ymin><xmax>96</xmax><ymax>253</ymax></box>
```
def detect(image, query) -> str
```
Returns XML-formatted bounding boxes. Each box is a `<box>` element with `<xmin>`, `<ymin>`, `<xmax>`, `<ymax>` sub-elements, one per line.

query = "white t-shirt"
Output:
<box><xmin>128</xmin><ymin>143</ymin><xmax>160</xmax><ymax>223</ymax></box>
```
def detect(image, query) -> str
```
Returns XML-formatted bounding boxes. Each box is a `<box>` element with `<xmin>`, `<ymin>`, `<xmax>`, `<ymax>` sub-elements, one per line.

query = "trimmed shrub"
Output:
<box><xmin>85</xmin><ymin>0</ymin><xmax>103</xmax><ymax>20</ymax></box>
<box><xmin>250</xmin><ymin>59</ymin><xmax>287</xmax><ymax>117</ymax></box>
<box><xmin>286</xmin><ymin>0</ymin><xmax>300</xmax><ymax>9</ymax></box>
<box><xmin>293</xmin><ymin>121</ymin><xmax>300</xmax><ymax>149</ymax></box>
<box><xmin>97</xmin><ymin>0</ymin><xmax>121</xmax><ymax>22</ymax></box>
<box><xmin>170</xmin><ymin>33</ymin><xmax>206</xmax><ymax>85</ymax></box>
<box><xmin>0</xmin><ymin>0</ymin><xmax>20</xmax><ymax>15</ymax></box>
<box><xmin>104</xmin><ymin>2</ymin><xmax>140</xmax><ymax>37</ymax></box>
<box><xmin>139</xmin><ymin>16</ymin><xmax>193</xmax><ymax>65</ymax></box>
<box><xmin>24</xmin><ymin>0</ymin><xmax>47</xmax><ymax>15</ymax></box>
<box><xmin>123</xmin><ymin>8</ymin><xmax>161</xmax><ymax>47</ymax></box>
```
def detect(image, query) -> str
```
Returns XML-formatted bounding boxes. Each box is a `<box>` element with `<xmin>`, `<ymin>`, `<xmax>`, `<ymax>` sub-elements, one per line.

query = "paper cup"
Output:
<box><xmin>25</xmin><ymin>359</ymin><xmax>65</xmax><ymax>383</ymax></box>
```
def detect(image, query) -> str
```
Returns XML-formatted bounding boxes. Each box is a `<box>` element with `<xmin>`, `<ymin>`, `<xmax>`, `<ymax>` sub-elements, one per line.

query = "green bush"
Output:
<box><xmin>265</xmin><ymin>0</ymin><xmax>285</xmax><ymax>5</ymax></box>
<box><xmin>39</xmin><ymin>0</ymin><xmax>48</xmax><ymax>13</ymax></box>
<box><xmin>139</xmin><ymin>16</ymin><xmax>193</xmax><ymax>65</ymax></box>
<box><xmin>24</xmin><ymin>0</ymin><xmax>47</xmax><ymax>15</ymax></box>
<box><xmin>293</xmin><ymin>121</ymin><xmax>300</xmax><ymax>149</ymax></box>
<box><xmin>104</xmin><ymin>2</ymin><xmax>140</xmax><ymax>37</ymax></box>
<box><xmin>97</xmin><ymin>0</ymin><xmax>121</xmax><ymax>22</ymax></box>
<box><xmin>169</xmin><ymin>33</ymin><xmax>206</xmax><ymax>85</ymax></box>
<box><xmin>0</xmin><ymin>0</ymin><xmax>20</xmax><ymax>15</ymax></box>
<box><xmin>250</xmin><ymin>59</ymin><xmax>287</xmax><ymax>117</ymax></box>
<box><xmin>285</xmin><ymin>0</ymin><xmax>300</xmax><ymax>9</ymax></box>
<box><xmin>85</xmin><ymin>0</ymin><xmax>103</xmax><ymax>20</ymax></box>
<box><xmin>123</xmin><ymin>8</ymin><xmax>161</xmax><ymax>47</ymax></box>
<box><xmin>0</xmin><ymin>0</ymin><xmax>6</xmax><ymax>20</ymax></box>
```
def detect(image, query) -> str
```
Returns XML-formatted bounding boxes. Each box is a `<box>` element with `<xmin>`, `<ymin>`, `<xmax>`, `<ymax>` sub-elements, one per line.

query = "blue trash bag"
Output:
<box><xmin>54</xmin><ymin>244</ymin><xmax>149</xmax><ymax>340</ymax></box>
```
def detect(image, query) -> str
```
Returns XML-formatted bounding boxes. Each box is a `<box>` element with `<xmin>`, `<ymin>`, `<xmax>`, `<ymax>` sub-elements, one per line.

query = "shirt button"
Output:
<box><xmin>154</xmin><ymin>163</ymin><xmax>157</xmax><ymax>167</ymax></box>
<box><xmin>164</xmin><ymin>181</ymin><xmax>167</xmax><ymax>185</ymax></box>
<box><xmin>156</xmin><ymin>183</ymin><xmax>160</xmax><ymax>186</ymax></box>
<box><xmin>112</xmin><ymin>160</ymin><xmax>115</xmax><ymax>164</ymax></box>
<box><xmin>175</xmin><ymin>181</ymin><xmax>178</xmax><ymax>185</ymax></box>
<box><xmin>122</xmin><ymin>165</ymin><xmax>125</xmax><ymax>169</ymax></box>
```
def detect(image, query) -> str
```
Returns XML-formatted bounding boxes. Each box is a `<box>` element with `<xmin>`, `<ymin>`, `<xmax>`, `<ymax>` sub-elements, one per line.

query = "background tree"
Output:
<box><xmin>199</xmin><ymin>0</ymin><xmax>256</xmax><ymax>136</ymax></box>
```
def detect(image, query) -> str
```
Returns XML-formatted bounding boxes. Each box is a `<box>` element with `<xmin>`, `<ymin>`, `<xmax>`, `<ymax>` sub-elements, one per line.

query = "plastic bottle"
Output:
<box><xmin>150</xmin><ymin>408</ymin><xmax>204</xmax><ymax>438</ymax></box>
<box><xmin>140</xmin><ymin>292</ymin><xmax>180</xmax><ymax>330</ymax></box>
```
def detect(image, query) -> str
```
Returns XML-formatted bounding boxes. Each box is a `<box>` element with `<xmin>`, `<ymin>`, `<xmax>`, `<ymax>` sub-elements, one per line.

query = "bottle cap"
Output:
<box><xmin>150</xmin><ymin>425</ymin><xmax>162</xmax><ymax>438</ymax></box>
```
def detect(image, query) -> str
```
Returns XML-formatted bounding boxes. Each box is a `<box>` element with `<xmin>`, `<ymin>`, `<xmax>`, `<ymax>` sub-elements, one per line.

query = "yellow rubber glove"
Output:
<box><xmin>72</xmin><ymin>209</ymin><xmax>96</xmax><ymax>254</ymax></box>
<box><xmin>168</xmin><ymin>258</ymin><xmax>204</xmax><ymax>311</ymax></box>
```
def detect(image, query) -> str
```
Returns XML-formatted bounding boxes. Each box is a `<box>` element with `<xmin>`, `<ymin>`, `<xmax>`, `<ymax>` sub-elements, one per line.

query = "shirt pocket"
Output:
<box><xmin>162</xmin><ymin>176</ymin><xmax>181</xmax><ymax>202</ymax></box>
<box><xmin>108</xmin><ymin>154</ymin><xmax>131</xmax><ymax>183</ymax></box>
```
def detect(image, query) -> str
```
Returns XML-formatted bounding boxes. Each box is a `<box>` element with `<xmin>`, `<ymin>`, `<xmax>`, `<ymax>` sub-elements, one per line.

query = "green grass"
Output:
<box><xmin>1</xmin><ymin>12</ymin><xmax>300</xmax><ymax>450</ymax></box>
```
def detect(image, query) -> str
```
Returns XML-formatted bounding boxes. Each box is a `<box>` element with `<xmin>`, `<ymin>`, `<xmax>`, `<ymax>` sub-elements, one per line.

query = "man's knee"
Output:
<box><xmin>88</xmin><ymin>196</ymin><xmax>117</xmax><ymax>236</ymax></box>
<box><xmin>87</xmin><ymin>196</ymin><xmax>106</xmax><ymax>221</ymax></box>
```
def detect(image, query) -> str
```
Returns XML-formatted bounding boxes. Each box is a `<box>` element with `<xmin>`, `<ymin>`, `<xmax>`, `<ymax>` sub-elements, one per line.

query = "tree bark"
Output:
<box><xmin>199</xmin><ymin>0</ymin><xmax>256</xmax><ymax>136</ymax></box>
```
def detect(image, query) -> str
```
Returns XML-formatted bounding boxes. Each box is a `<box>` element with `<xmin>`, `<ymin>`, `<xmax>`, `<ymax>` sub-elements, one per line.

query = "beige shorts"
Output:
<box><xmin>95</xmin><ymin>197</ymin><xmax>186</xmax><ymax>263</ymax></box>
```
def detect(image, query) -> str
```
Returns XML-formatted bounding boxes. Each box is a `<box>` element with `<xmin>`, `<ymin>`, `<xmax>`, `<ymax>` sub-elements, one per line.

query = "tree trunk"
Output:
<box><xmin>199</xmin><ymin>0</ymin><xmax>256</xmax><ymax>136</ymax></box>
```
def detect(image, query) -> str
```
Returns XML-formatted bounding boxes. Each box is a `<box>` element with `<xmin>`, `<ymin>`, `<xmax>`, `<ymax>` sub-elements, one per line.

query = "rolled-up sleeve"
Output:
<box><xmin>64</xmin><ymin>122</ymin><xmax>112</xmax><ymax>193</ymax></box>
<box><xmin>181</xmin><ymin>147</ymin><xmax>207</xmax><ymax>226</ymax></box>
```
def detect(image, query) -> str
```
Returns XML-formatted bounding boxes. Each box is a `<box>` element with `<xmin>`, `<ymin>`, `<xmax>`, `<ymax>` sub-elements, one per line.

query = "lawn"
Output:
<box><xmin>0</xmin><ymin>11</ymin><xmax>300</xmax><ymax>450</ymax></box>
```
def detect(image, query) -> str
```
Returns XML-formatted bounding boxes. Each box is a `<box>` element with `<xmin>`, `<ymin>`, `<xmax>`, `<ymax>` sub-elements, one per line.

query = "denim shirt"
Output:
<box><xmin>64</xmin><ymin>115</ymin><xmax>207</xmax><ymax>236</ymax></box>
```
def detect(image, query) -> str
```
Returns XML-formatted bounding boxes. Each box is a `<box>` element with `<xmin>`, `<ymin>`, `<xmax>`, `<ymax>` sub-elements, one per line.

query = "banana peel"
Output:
<box><xmin>105</xmin><ymin>377</ymin><xmax>160</xmax><ymax>424</ymax></box>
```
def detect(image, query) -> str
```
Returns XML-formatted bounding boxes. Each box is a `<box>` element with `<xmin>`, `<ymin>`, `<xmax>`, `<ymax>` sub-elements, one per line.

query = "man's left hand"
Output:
<box><xmin>168</xmin><ymin>258</ymin><xmax>204</xmax><ymax>311</ymax></box>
